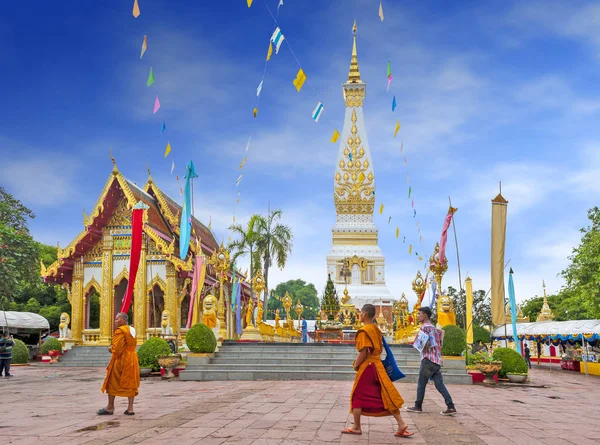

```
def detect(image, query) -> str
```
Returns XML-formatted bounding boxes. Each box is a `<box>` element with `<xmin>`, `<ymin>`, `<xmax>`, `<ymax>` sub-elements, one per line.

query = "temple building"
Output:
<box><xmin>41</xmin><ymin>158</ymin><xmax>249</xmax><ymax>346</ymax></box>
<box><xmin>326</xmin><ymin>23</ymin><xmax>394</xmax><ymax>317</ymax></box>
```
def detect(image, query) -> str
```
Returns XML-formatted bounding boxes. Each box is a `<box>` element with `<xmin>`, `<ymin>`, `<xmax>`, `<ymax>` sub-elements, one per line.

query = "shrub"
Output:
<box><xmin>137</xmin><ymin>337</ymin><xmax>171</xmax><ymax>371</ymax></box>
<box><xmin>441</xmin><ymin>324</ymin><xmax>466</xmax><ymax>356</ymax></box>
<box><xmin>473</xmin><ymin>326</ymin><xmax>491</xmax><ymax>344</ymax></box>
<box><xmin>186</xmin><ymin>323</ymin><xmax>217</xmax><ymax>353</ymax></box>
<box><xmin>12</xmin><ymin>339</ymin><xmax>29</xmax><ymax>364</ymax></box>
<box><xmin>492</xmin><ymin>347</ymin><xmax>528</xmax><ymax>377</ymax></box>
<box><xmin>41</xmin><ymin>337</ymin><xmax>62</xmax><ymax>354</ymax></box>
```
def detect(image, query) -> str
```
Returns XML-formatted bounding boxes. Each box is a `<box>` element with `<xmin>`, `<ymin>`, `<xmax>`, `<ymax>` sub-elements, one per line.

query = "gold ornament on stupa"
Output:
<box><xmin>537</xmin><ymin>281</ymin><xmax>554</xmax><ymax>322</ymax></box>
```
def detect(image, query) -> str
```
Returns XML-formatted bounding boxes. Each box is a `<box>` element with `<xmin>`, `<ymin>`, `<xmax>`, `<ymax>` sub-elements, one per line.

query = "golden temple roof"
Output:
<box><xmin>347</xmin><ymin>20</ymin><xmax>362</xmax><ymax>84</ymax></box>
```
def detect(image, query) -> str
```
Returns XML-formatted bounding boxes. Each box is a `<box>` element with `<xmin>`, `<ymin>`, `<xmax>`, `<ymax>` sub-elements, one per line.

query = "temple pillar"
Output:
<box><xmin>71</xmin><ymin>260</ymin><xmax>84</xmax><ymax>343</ymax></box>
<box><xmin>99</xmin><ymin>231</ymin><xmax>114</xmax><ymax>345</ymax></box>
<box><xmin>165</xmin><ymin>262</ymin><xmax>177</xmax><ymax>333</ymax></box>
<box><xmin>134</xmin><ymin>234</ymin><xmax>148</xmax><ymax>345</ymax></box>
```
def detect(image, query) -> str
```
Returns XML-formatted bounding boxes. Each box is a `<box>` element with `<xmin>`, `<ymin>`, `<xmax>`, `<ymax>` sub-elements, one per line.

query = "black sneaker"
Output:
<box><xmin>406</xmin><ymin>406</ymin><xmax>423</xmax><ymax>413</ymax></box>
<box><xmin>440</xmin><ymin>407</ymin><xmax>457</xmax><ymax>416</ymax></box>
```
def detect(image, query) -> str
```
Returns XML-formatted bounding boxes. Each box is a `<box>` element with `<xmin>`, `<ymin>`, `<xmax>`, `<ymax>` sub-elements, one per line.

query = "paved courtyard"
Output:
<box><xmin>1</xmin><ymin>365</ymin><xmax>599</xmax><ymax>445</ymax></box>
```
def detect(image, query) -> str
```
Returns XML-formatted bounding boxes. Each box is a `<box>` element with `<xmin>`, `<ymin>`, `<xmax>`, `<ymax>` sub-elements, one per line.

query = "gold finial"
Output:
<box><xmin>83</xmin><ymin>209</ymin><xmax>89</xmax><ymax>227</ymax></box>
<box><xmin>542</xmin><ymin>280</ymin><xmax>546</xmax><ymax>298</ymax></box>
<box><xmin>146</xmin><ymin>161</ymin><xmax>153</xmax><ymax>184</ymax></box>
<box><xmin>110</xmin><ymin>147</ymin><xmax>118</xmax><ymax>175</ymax></box>
<box><xmin>348</xmin><ymin>21</ymin><xmax>362</xmax><ymax>84</ymax></box>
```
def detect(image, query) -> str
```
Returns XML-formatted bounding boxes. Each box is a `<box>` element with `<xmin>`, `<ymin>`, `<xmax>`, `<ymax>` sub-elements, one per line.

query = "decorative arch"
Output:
<box><xmin>147</xmin><ymin>273</ymin><xmax>167</xmax><ymax>294</ymax></box>
<box><xmin>83</xmin><ymin>277</ymin><xmax>102</xmax><ymax>297</ymax></box>
<box><xmin>113</xmin><ymin>265</ymin><xmax>129</xmax><ymax>287</ymax></box>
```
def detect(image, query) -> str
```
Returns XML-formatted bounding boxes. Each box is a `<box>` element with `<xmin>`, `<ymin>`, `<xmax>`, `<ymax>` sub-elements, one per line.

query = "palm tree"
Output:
<box><xmin>255</xmin><ymin>209</ymin><xmax>293</xmax><ymax>314</ymax></box>
<box><xmin>228</xmin><ymin>215</ymin><xmax>261</xmax><ymax>294</ymax></box>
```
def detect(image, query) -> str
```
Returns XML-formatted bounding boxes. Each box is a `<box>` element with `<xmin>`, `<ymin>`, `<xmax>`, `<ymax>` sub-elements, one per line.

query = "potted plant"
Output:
<box><xmin>157</xmin><ymin>354</ymin><xmax>182</xmax><ymax>379</ymax></box>
<box><xmin>474</xmin><ymin>352</ymin><xmax>502</xmax><ymax>384</ymax></box>
<box><xmin>41</xmin><ymin>337</ymin><xmax>62</xmax><ymax>364</ymax></box>
<box><xmin>137</xmin><ymin>337</ymin><xmax>171</xmax><ymax>375</ymax></box>
<box><xmin>492</xmin><ymin>347</ymin><xmax>529</xmax><ymax>383</ymax></box>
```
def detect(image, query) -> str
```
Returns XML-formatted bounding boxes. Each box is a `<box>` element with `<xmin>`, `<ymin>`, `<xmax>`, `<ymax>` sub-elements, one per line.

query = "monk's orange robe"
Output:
<box><xmin>202</xmin><ymin>312</ymin><xmax>217</xmax><ymax>329</ymax></box>
<box><xmin>350</xmin><ymin>324</ymin><xmax>404</xmax><ymax>416</ymax></box>
<box><xmin>101</xmin><ymin>325</ymin><xmax>140</xmax><ymax>397</ymax></box>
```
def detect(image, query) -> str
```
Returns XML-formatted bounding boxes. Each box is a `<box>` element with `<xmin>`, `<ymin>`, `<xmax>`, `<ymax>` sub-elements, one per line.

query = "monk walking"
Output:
<box><xmin>97</xmin><ymin>312</ymin><xmax>140</xmax><ymax>416</ymax></box>
<box><xmin>342</xmin><ymin>304</ymin><xmax>414</xmax><ymax>438</ymax></box>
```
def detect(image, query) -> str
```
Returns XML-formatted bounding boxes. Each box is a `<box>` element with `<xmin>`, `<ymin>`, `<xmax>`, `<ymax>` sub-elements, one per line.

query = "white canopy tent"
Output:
<box><xmin>492</xmin><ymin>320</ymin><xmax>600</xmax><ymax>344</ymax></box>
<box><xmin>0</xmin><ymin>311</ymin><xmax>50</xmax><ymax>331</ymax></box>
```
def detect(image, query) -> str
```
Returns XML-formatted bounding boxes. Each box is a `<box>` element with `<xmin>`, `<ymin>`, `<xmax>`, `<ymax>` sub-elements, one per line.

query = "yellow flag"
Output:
<box><xmin>293</xmin><ymin>68</ymin><xmax>307</xmax><ymax>92</ymax></box>
<box><xmin>247</xmin><ymin>0</ymin><xmax>253</xmax><ymax>6</ymax></box>
<box><xmin>266</xmin><ymin>42</ymin><xmax>273</xmax><ymax>61</ymax></box>
<box><xmin>357</xmin><ymin>171</ymin><xmax>365</xmax><ymax>185</ymax></box>
<box><xmin>239</xmin><ymin>157</ymin><xmax>246</xmax><ymax>169</ymax></box>
<box><xmin>233</xmin><ymin>215</ymin><xmax>236</xmax><ymax>223</ymax></box>
<box><xmin>330</xmin><ymin>129</ymin><xmax>340</xmax><ymax>143</ymax></box>
<box><xmin>396</xmin><ymin>228</ymin><xmax>399</xmax><ymax>238</ymax></box>
<box><xmin>409</xmin><ymin>244</ymin><xmax>413</xmax><ymax>254</ymax></box>
<box><xmin>253</xmin><ymin>108</ymin><xmax>258</xmax><ymax>118</ymax></box>
<box><xmin>133</xmin><ymin>0</ymin><xmax>140</xmax><ymax>18</ymax></box>
<box><xmin>164</xmin><ymin>142</ymin><xmax>171</xmax><ymax>158</ymax></box>
<box><xmin>419</xmin><ymin>256</ymin><xmax>423</xmax><ymax>261</ymax></box>
<box><xmin>379</xmin><ymin>203</ymin><xmax>384</xmax><ymax>214</ymax></box>
<box><xmin>394</xmin><ymin>121</ymin><xmax>400</xmax><ymax>137</ymax></box>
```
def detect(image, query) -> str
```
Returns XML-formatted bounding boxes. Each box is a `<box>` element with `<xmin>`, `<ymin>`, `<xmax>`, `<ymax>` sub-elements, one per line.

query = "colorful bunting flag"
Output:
<box><xmin>293</xmin><ymin>68</ymin><xmax>307</xmax><ymax>92</ymax></box>
<box><xmin>147</xmin><ymin>67</ymin><xmax>155</xmax><ymax>87</ymax></box>
<box><xmin>153</xmin><ymin>95</ymin><xmax>160</xmax><ymax>114</ymax></box>
<box><xmin>388</xmin><ymin>216</ymin><xmax>392</xmax><ymax>224</ymax></box>
<box><xmin>403</xmin><ymin>236</ymin><xmax>406</xmax><ymax>243</ymax></box>
<box><xmin>394</xmin><ymin>121</ymin><xmax>400</xmax><ymax>137</ymax></box>
<box><xmin>257</xmin><ymin>80</ymin><xmax>263</xmax><ymax>97</ymax></box>
<box><xmin>379</xmin><ymin>203</ymin><xmax>384</xmax><ymax>214</ymax></box>
<box><xmin>239</xmin><ymin>157</ymin><xmax>246</xmax><ymax>169</ymax></box>
<box><xmin>278</xmin><ymin>0</ymin><xmax>284</xmax><ymax>10</ymax></box>
<box><xmin>400</xmin><ymin>141</ymin><xmax>404</xmax><ymax>153</ymax></box>
<box><xmin>404</xmin><ymin>156</ymin><xmax>407</xmax><ymax>165</ymax></box>
<box><xmin>270</xmin><ymin>27</ymin><xmax>285</xmax><ymax>54</ymax></box>
<box><xmin>171</xmin><ymin>160</ymin><xmax>175</xmax><ymax>174</ymax></box>
<box><xmin>179</xmin><ymin>188</ymin><xmax>183</xmax><ymax>196</ymax></box>
<box><xmin>161</xmin><ymin>122</ymin><xmax>166</xmax><ymax>134</ymax></box>
<box><xmin>331</xmin><ymin>129</ymin><xmax>340</xmax><ymax>143</ymax></box>
<box><xmin>396</xmin><ymin>228</ymin><xmax>399</xmax><ymax>238</ymax></box>
<box><xmin>392</xmin><ymin>95</ymin><xmax>396</xmax><ymax>111</ymax></box>
<box><xmin>245</xmin><ymin>136</ymin><xmax>252</xmax><ymax>151</ymax></box>
<box><xmin>247</xmin><ymin>0</ymin><xmax>253</xmax><ymax>7</ymax></box>
<box><xmin>266</xmin><ymin>42</ymin><xmax>273</xmax><ymax>61</ymax></box>
<box><xmin>387</xmin><ymin>61</ymin><xmax>392</xmax><ymax>91</ymax></box>
<box><xmin>379</xmin><ymin>1</ymin><xmax>384</xmax><ymax>21</ymax></box>
<box><xmin>312</xmin><ymin>101</ymin><xmax>324</xmax><ymax>122</ymax></box>
<box><xmin>419</xmin><ymin>256</ymin><xmax>423</xmax><ymax>261</ymax></box>
<box><xmin>414</xmin><ymin>210</ymin><xmax>417</xmax><ymax>217</ymax></box>
<box><xmin>164</xmin><ymin>142</ymin><xmax>171</xmax><ymax>158</ymax></box>
<box><xmin>140</xmin><ymin>35</ymin><xmax>147</xmax><ymax>59</ymax></box>
<box><xmin>236</xmin><ymin>174</ymin><xmax>243</xmax><ymax>186</ymax></box>
<box><xmin>408</xmin><ymin>186</ymin><xmax>412</xmax><ymax>198</ymax></box>
<box><xmin>409</xmin><ymin>244</ymin><xmax>413</xmax><ymax>254</ymax></box>
<box><xmin>253</xmin><ymin>108</ymin><xmax>258</xmax><ymax>118</ymax></box>
<box><xmin>233</xmin><ymin>215</ymin><xmax>236</xmax><ymax>223</ymax></box>
<box><xmin>133</xmin><ymin>0</ymin><xmax>140</xmax><ymax>18</ymax></box>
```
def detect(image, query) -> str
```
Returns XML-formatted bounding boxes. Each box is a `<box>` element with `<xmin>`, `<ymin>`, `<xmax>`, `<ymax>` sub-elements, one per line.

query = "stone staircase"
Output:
<box><xmin>179</xmin><ymin>342</ymin><xmax>472</xmax><ymax>384</ymax></box>
<box><xmin>52</xmin><ymin>346</ymin><xmax>112</xmax><ymax>367</ymax></box>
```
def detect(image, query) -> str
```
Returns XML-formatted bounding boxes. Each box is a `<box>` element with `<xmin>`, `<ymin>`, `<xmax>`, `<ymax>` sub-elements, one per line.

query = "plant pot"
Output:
<box><xmin>506</xmin><ymin>373</ymin><xmax>528</xmax><ymax>383</ymax></box>
<box><xmin>476</xmin><ymin>362</ymin><xmax>502</xmax><ymax>384</ymax></box>
<box><xmin>157</xmin><ymin>354</ymin><xmax>182</xmax><ymax>379</ymax></box>
<box><xmin>47</xmin><ymin>350</ymin><xmax>60</xmax><ymax>364</ymax></box>
<box><xmin>140</xmin><ymin>368</ymin><xmax>153</xmax><ymax>377</ymax></box>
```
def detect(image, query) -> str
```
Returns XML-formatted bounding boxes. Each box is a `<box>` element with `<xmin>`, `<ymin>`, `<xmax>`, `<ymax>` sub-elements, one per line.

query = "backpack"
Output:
<box><xmin>382</xmin><ymin>337</ymin><xmax>406</xmax><ymax>382</ymax></box>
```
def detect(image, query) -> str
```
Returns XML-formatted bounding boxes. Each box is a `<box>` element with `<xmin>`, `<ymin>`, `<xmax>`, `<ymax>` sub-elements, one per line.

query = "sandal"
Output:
<box><xmin>395</xmin><ymin>426</ymin><xmax>415</xmax><ymax>437</ymax></box>
<box><xmin>124</xmin><ymin>410</ymin><xmax>135</xmax><ymax>416</ymax></box>
<box><xmin>341</xmin><ymin>427</ymin><xmax>362</xmax><ymax>435</ymax></box>
<box><xmin>96</xmin><ymin>408</ymin><xmax>114</xmax><ymax>415</ymax></box>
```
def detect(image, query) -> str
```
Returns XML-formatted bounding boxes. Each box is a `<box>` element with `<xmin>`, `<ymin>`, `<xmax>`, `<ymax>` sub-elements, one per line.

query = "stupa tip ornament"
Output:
<box><xmin>348</xmin><ymin>20</ymin><xmax>362</xmax><ymax>84</ymax></box>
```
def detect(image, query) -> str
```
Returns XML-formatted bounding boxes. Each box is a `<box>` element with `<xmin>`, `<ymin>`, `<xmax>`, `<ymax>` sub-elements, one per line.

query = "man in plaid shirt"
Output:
<box><xmin>407</xmin><ymin>307</ymin><xmax>457</xmax><ymax>416</ymax></box>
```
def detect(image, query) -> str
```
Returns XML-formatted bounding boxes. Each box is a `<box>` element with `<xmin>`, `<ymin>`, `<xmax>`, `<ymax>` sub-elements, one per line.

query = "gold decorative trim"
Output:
<box><xmin>148</xmin><ymin>273</ymin><xmax>167</xmax><ymax>293</ymax></box>
<box><xmin>113</xmin><ymin>265</ymin><xmax>129</xmax><ymax>286</ymax></box>
<box><xmin>83</xmin><ymin>277</ymin><xmax>102</xmax><ymax>296</ymax></box>
<box><xmin>344</xmin><ymin>88</ymin><xmax>365</xmax><ymax>108</ymax></box>
<box><xmin>178</xmin><ymin>278</ymin><xmax>191</xmax><ymax>305</ymax></box>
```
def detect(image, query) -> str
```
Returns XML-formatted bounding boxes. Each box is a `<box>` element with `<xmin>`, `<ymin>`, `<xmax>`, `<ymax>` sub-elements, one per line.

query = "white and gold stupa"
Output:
<box><xmin>326</xmin><ymin>22</ymin><xmax>394</xmax><ymax>310</ymax></box>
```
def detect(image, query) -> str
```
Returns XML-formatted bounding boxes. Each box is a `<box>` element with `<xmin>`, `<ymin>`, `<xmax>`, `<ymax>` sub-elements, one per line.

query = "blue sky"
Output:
<box><xmin>2</xmin><ymin>0</ymin><xmax>600</xmax><ymax>306</ymax></box>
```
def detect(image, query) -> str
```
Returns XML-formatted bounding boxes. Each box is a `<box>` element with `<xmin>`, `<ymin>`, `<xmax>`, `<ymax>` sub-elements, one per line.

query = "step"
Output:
<box><xmin>209</xmin><ymin>358</ymin><xmax>422</xmax><ymax>366</ymax></box>
<box><xmin>185</xmin><ymin>363</ymin><xmax>426</xmax><ymax>373</ymax></box>
<box><xmin>210</xmin><ymin>351</ymin><xmax>420</xmax><ymax>359</ymax></box>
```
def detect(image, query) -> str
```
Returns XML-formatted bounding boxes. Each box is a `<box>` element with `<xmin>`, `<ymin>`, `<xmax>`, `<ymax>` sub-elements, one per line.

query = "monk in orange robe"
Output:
<box><xmin>342</xmin><ymin>304</ymin><xmax>414</xmax><ymax>438</ymax></box>
<box><xmin>97</xmin><ymin>312</ymin><xmax>140</xmax><ymax>416</ymax></box>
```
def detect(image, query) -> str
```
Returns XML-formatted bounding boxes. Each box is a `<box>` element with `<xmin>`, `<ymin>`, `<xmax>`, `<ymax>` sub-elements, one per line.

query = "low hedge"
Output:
<box><xmin>473</xmin><ymin>325</ymin><xmax>491</xmax><ymax>344</ymax></box>
<box><xmin>186</xmin><ymin>323</ymin><xmax>217</xmax><ymax>353</ymax></box>
<box><xmin>41</xmin><ymin>337</ymin><xmax>62</xmax><ymax>354</ymax></box>
<box><xmin>441</xmin><ymin>324</ymin><xmax>466</xmax><ymax>356</ymax></box>
<box><xmin>138</xmin><ymin>337</ymin><xmax>171</xmax><ymax>371</ymax></box>
<box><xmin>12</xmin><ymin>339</ymin><xmax>29</xmax><ymax>364</ymax></box>
<box><xmin>492</xmin><ymin>347</ymin><xmax>528</xmax><ymax>377</ymax></box>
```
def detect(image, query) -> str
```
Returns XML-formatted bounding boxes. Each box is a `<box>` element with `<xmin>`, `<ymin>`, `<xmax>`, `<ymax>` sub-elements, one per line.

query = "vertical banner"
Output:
<box><xmin>491</xmin><ymin>193</ymin><xmax>508</xmax><ymax>326</ymax></box>
<box><xmin>235</xmin><ymin>280</ymin><xmax>243</xmax><ymax>336</ymax></box>
<box><xmin>179</xmin><ymin>161</ymin><xmax>198</xmax><ymax>260</ymax></box>
<box><xmin>439</xmin><ymin>206</ymin><xmax>458</xmax><ymax>265</ymax></box>
<box><xmin>186</xmin><ymin>252</ymin><xmax>203</xmax><ymax>329</ymax></box>
<box><xmin>121</xmin><ymin>202</ymin><xmax>147</xmax><ymax>314</ymax></box>
<box><xmin>465</xmin><ymin>277</ymin><xmax>473</xmax><ymax>345</ymax></box>
<box><xmin>507</xmin><ymin>269</ymin><xmax>521</xmax><ymax>354</ymax></box>
<box><xmin>191</xmin><ymin>258</ymin><xmax>207</xmax><ymax>326</ymax></box>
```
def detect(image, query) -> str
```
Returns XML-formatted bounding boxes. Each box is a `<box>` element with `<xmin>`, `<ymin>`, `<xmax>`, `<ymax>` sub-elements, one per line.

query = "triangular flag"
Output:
<box><xmin>253</xmin><ymin>108</ymin><xmax>258</xmax><ymax>118</ymax></box>
<box><xmin>312</xmin><ymin>101</ymin><xmax>324</xmax><ymax>122</ymax></box>
<box><xmin>233</xmin><ymin>215</ymin><xmax>236</xmax><ymax>223</ymax></box>
<box><xmin>239</xmin><ymin>158</ymin><xmax>246</xmax><ymax>169</ymax></box>
<box><xmin>403</xmin><ymin>236</ymin><xmax>406</xmax><ymax>243</ymax></box>
<box><xmin>392</xmin><ymin>95</ymin><xmax>397</xmax><ymax>111</ymax></box>
<box><xmin>379</xmin><ymin>203</ymin><xmax>384</xmax><ymax>214</ymax></box>
<box><xmin>379</xmin><ymin>1</ymin><xmax>384</xmax><ymax>21</ymax></box>
<box><xmin>278</xmin><ymin>0</ymin><xmax>284</xmax><ymax>10</ymax></box>
<box><xmin>396</xmin><ymin>227</ymin><xmax>399</xmax><ymax>238</ymax></box>
<box><xmin>247</xmin><ymin>0</ymin><xmax>253</xmax><ymax>7</ymax></box>
<box><xmin>179</xmin><ymin>188</ymin><xmax>183</xmax><ymax>196</ymax></box>
<box><xmin>161</xmin><ymin>122</ymin><xmax>166</xmax><ymax>134</ymax></box>
<box><xmin>140</xmin><ymin>35</ymin><xmax>147</xmax><ymax>59</ymax></box>
<box><xmin>257</xmin><ymin>80</ymin><xmax>263</xmax><ymax>97</ymax></box>
<box><xmin>409</xmin><ymin>244</ymin><xmax>413</xmax><ymax>254</ymax></box>
<box><xmin>266</xmin><ymin>42</ymin><xmax>273</xmax><ymax>61</ymax></box>
<box><xmin>147</xmin><ymin>67</ymin><xmax>155</xmax><ymax>87</ymax></box>
<box><xmin>245</xmin><ymin>136</ymin><xmax>252</xmax><ymax>151</ymax></box>
<box><xmin>331</xmin><ymin>129</ymin><xmax>340</xmax><ymax>143</ymax></box>
<box><xmin>412</xmin><ymin>199</ymin><xmax>414</xmax><ymax>208</ymax></box>
<box><xmin>236</xmin><ymin>174</ymin><xmax>243</xmax><ymax>186</ymax></box>
<box><xmin>394</xmin><ymin>121</ymin><xmax>400</xmax><ymax>137</ymax></box>
<box><xmin>133</xmin><ymin>0</ymin><xmax>140</xmax><ymax>18</ymax></box>
<box><xmin>419</xmin><ymin>256</ymin><xmax>423</xmax><ymax>261</ymax></box>
<box><xmin>170</xmin><ymin>160</ymin><xmax>175</xmax><ymax>174</ymax></box>
<box><xmin>404</xmin><ymin>156</ymin><xmax>407</xmax><ymax>165</ymax></box>
<box><xmin>293</xmin><ymin>68</ymin><xmax>307</xmax><ymax>92</ymax></box>
<box><xmin>176</xmin><ymin>175</ymin><xmax>179</xmax><ymax>182</ymax></box>
<box><xmin>420</xmin><ymin>235</ymin><xmax>423</xmax><ymax>243</ymax></box>
<box><xmin>414</xmin><ymin>209</ymin><xmax>416</xmax><ymax>218</ymax></box>
<box><xmin>387</xmin><ymin>61</ymin><xmax>392</xmax><ymax>92</ymax></box>
<box><xmin>408</xmin><ymin>186</ymin><xmax>412</xmax><ymax>198</ymax></box>
<box><xmin>388</xmin><ymin>216</ymin><xmax>391</xmax><ymax>224</ymax></box>
<box><xmin>400</xmin><ymin>141</ymin><xmax>404</xmax><ymax>153</ymax></box>
<box><xmin>153</xmin><ymin>95</ymin><xmax>160</xmax><ymax>114</ymax></box>
<box><xmin>164</xmin><ymin>142</ymin><xmax>171</xmax><ymax>158</ymax></box>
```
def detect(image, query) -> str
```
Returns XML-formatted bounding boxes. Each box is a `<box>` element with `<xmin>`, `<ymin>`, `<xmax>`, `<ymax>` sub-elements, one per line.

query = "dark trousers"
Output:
<box><xmin>416</xmin><ymin>358</ymin><xmax>453</xmax><ymax>408</ymax></box>
<box><xmin>0</xmin><ymin>358</ymin><xmax>11</xmax><ymax>376</ymax></box>
<box><xmin>525</xmin><ymin>357</ymin><xmax>531</xmax><ymax>369</ymax></box>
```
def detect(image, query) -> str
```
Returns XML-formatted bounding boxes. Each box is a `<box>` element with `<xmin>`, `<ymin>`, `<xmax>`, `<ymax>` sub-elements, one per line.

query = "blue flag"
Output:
<box><xmin>430</xmin><ymin>281</ymin><xmax>437</xmax><ymax>309</ymax></box>
<box><xmin>179</xmin><ymin>161</ymin><xmax>198</xmax><ymax>259</ymax></box>
<box><xmin>230</xmin><ymin>268</ymin><xmax>237</xmax><ymax>312</ymax></box>
<box><xmin>508</xmin><ymin>268</ymin><xmax>521</xmax><ymax>354</ymax></box>
<box><xmin>392</xmin><ymin>95</ymin><xmax>397</xmax><ymax>111</ymax></box>
<box><xmin>234</xmin><ymin>279</ymin><xmax>243</xmax><ymax>336</ymax></box>
<box><xmin>161</xmin><ymin>122</ymin><xmax>166</xmax><ymax>134</ymax></box>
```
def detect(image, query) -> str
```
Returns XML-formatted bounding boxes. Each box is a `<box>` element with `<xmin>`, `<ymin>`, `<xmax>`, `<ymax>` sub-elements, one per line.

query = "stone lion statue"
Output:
<box><xmin>161</xmin><ymin>310</ymin><xmax>173</xmax><ymax>336</ymax></box>
<box><xmin>202</xmin><ymin>295</ymin><xmax>220</xmax><ymax>337</ymax></box>
<box><xmin>58</xmin><ymin>312</ymin><xmax>71</xmax><ymax>339</ymax></box>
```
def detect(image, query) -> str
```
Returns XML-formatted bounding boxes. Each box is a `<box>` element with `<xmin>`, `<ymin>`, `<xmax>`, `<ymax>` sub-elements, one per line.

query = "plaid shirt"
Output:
<box><xmin>419</xmin><ymin>322</ymin><xmax>443</xmax><ymax>365</ymax></box>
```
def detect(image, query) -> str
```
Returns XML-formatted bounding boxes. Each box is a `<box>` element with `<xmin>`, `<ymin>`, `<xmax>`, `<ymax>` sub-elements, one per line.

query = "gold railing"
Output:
<box><xmin>82</xmin><ymin>329</ymin><xmax>101</xmax><ymax>343</ymax></box>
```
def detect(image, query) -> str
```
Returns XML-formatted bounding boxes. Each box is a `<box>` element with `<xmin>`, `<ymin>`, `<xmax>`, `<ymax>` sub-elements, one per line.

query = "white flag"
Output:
<box><xmin>257</xmin><ymin>80</ymin><xmax>263</xmax><ymax>97</ymax></box>
<box><xmin>170</xmin><ymin>161</ymin><xmax>175</xmax><ymax>174</ymax></box>
<box><xmin>379</xmin><ymin>1</ymin><xmax>384</xmax><ymax>21</ymax></box>
<box><xmin>245</xmin><ymin>136</ymin><xmax>252</xmax><ymax>151</ymax></box>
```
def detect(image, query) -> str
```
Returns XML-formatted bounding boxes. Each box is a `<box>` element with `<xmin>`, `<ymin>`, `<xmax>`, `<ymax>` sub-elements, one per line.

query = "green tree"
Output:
<box><xmin>255</xmin><ymin>209</ymin><xmax>293</xmax><ymax>311</ymax></box>
<box><xmin>267</xmin><ymin>279</ymin><xmax>319</xmax><ymax>319</ymax></box>
<box><xmin>228</xmin><ymin>215</ymin><xmax>261</xmax><ymax>287</ymax></box>
<box><xmin>320</xmin><ymin>274</ymin><xmax>340</xmax><ymax>321</ymax></box>
<box><xmin>24</xmin><ymin>297</ymin><xmax>41</xmax><ymax>313</ymax></box>
<box><xmin>445</xmin><ymin>286</ymin><xmax>492</xmax><ymax>329</ymax></box>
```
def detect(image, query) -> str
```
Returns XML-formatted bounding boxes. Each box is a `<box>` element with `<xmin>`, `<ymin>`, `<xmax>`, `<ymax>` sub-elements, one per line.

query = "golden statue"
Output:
<box><xmin>257</xmin><ymin>300</ymin><xmax>263</xmax><ymax>322</ymax></box>
<box><xmin>274</xmin><ymin>309</ymin><xmax>281</xmax><ymax>328</ymax></box>
<box><xmin>436</xmin><ymin>294</ymin><xmax>456</xmax><ymax>328</ymax></box>
<box><xmin>58</xmin><ymin>312</ymin><xmax>71</xmax><ymax>339</ymax></box>
<box><xmin>202</xmin><ymin>295</ymin><xmax>219</xmax><ymax>331</ymax></box>
<box><xmin>245</xmin><ymin>298</ymin><xmax>255</xmax><ymax>327</ymax></box>
<box><xmin>505</xmin><ymin>302</ymin><xmax>530</xmax><ymax>323</ymax></box>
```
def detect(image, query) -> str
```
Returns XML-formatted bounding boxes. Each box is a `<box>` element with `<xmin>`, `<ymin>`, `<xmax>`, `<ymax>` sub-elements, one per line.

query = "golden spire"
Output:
<box><xmin>348</xmin><ymin>20</ymin><xmax>362</xmax><ymax>84</ymax></box>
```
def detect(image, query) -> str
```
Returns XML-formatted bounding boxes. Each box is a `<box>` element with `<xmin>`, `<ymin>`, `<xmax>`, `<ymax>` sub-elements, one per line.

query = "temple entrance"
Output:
<box><xmin>85</xmin><ymin>289</ymin><xmax>100</xmax><ymax>329</ymax></box>
<box><xmin>148</xmin><ymin>284</ymin><xmax>165</xmax><ymax>328</ymax></box>
<box><xmin>114</xmin><ymin>279</ymin><xmax>134</xmax><ymax>326</ymax></box>
<box><xmin>181</xmin><ymin>292</ymin><xmax>190</xmax><ymax>328</ymax></box>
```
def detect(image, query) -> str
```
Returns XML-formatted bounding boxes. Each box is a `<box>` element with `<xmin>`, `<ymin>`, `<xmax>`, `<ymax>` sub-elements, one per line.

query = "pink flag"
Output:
<box><xmin>153</xmin><ymin>95</ymin><xmax>160</xmax><ymax>114</ymax></box>
<box><xmin>186</xmin><ymin>253</ymin><xmax>203</xmax><ymax>328</ymax></box>
<box><xmin>438</xmin><ymin>207</ymin><xmax>458</xmax><ymax>265</ymax></box>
